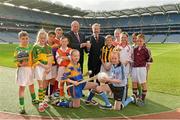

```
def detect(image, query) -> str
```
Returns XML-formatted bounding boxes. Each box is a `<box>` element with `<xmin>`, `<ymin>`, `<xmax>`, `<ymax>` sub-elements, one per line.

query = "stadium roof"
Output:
<box><xmin>1</xmin><ymin>0</ymin><xmax>180</xmax><ymax>18</ymax></box>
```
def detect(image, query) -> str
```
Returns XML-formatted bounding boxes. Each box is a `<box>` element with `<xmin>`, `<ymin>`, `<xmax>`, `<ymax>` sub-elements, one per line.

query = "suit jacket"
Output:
<box><xmin>65</xmin><ymin>31</ymin><xmax>86</xmax><ymax>72</ymax></box>
<box><xmin>86</xmin><ymin>35</ymin><xmax>105</xmax><ymax>73</ymax></box>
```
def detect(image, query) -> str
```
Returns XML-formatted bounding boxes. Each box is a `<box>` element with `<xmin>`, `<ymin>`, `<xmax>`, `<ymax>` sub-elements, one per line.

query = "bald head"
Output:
<box><xmin>71</xmin><ymin>21</ymin><xmax>80</xmax><ymax>33</ymax></box>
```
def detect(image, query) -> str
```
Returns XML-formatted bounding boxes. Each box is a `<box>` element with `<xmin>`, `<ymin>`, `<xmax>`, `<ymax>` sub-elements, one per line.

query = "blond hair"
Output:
<box><xmin>110</xmin><ymin>51</ymin><xmax>120</xmax><ymax>61</ymax></box>
<box><xmin>35</xmin><ymin>29</ymin><xmax>48</xmax><ymax>45</ymax></box>
<box><xmin>137</xmin><ymin>33</ymin><xmax>145</xmax><ymax>40</ymax></box>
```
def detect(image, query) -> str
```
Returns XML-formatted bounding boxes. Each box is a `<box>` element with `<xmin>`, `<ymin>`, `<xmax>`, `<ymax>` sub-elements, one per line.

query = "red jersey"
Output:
<box><xmin>133</xmin><ymin>46</ymin><xmax>152</xmax><ymax>67</ymax></box>
<box><xmin>56</xmin><ymin>47</ymin><xmax>72</xmax><ymax>67</ymax></box>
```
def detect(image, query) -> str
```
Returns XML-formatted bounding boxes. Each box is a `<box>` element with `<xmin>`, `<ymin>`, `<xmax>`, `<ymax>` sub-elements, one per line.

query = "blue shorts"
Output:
<box><xmin>67</xmin><ymin>82</ymin><xmax>86</xmax><ymax>98</ymax></box>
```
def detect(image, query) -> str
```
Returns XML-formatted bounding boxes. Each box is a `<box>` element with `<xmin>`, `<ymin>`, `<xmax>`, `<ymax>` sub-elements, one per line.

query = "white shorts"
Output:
<box><xmin>34</xmin><ymin>65</ymin><xmax>52</xmax><ymax>80</ymax></box>
<box><xmin>16</xmin><ymin>67</ymin><xmax>34</xmax><ymax>86</ymax></box>
<box><xmin>51</xmin><ymin>65</ymin><xmax>57</xmax><ymax>78</ymax></box>
<box><xmin>123</xmin><ymin>63</ymin><xmax>130</xmax><ymax>78</ymax></box>
<box><xmin>56</xmin><ymin>66</ymin><xmax>65</xmax><ymax>81</ymax></box>
<box><xmin>100</xmin><ymin>62</ymin><xmax>111</xmax><ymax>76</ymax></box>
<box><xmin>132</xmin><ymin>67</ymin><xmax>147</xmax><ymax>84</ymax></box>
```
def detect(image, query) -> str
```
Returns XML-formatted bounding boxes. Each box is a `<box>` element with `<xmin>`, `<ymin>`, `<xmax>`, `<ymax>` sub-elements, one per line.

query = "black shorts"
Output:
<box><xmin>108</xmin><ymin>84</ymin><xmax>126</xmax><ymax>101</ymax></box>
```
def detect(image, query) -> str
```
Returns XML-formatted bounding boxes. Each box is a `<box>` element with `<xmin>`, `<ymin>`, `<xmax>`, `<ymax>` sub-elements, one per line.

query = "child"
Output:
<box><xmin>44</xmin><ymin>31</ymin><xmax>58</xmax><ymax>102</ymax></box>
<box><xmin>131</xmin><ymin>34</ymin><xmax>153</xmax><ymax>106</ymax></box>
<box><xmin>57</xmin><ymin>49</ymin><xmax>112</xmax><ymax>109</ymax></box>
<box><xmin>14</xmin><ymin>31</ymin><xmax>38</xmax><ymax>114</ymax></box>
<box><xmin>32</xmin><ymin>29</ymin><xmax>53</xmax><ymax>112</ymax></box>
<box><xmin>100</xmin><ymin>35</ymin><xmax>114</xmax><ymax>76</ymax></box>
<box><xmin>52</xmin><ymin>27</ymin><xmax>63</xmax><ymax>96</ymax></box>
<box><xmin>112</xmin><ymin>28</ymin><xmax>122</xmax><ymax>46</ymax></box>
<box><xmin>96</xmin><ymin>51</ymin><xmax>136</xmax><ymax>110</ymax></box>
<box><xmin>56</xmin><ymin>36</ymin><xmax>72</xmax><ymax>100</ymax></box>
<box><xmin>131</xmin><ymin>32</ymin><xmax>142</xmax><ymax>98</ymax></box>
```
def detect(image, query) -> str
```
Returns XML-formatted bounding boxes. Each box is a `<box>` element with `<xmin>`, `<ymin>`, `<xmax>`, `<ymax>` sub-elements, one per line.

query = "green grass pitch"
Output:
<box><xmin>0</xmin><ymin>43</ymin><xmax>180</xmax><ymax>118</ymax></box>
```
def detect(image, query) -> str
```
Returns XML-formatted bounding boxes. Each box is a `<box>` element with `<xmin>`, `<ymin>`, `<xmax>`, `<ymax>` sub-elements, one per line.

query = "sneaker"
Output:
<box><xmin>99</xmin><ymin>104</ymin><xmax>112</xmax><ymax>110</ymax></box>
<box><xmin>50</xmin><ymin>97</ymin><xmax>60</xmax><ymax>105</ymax></box>
<box><xmin>136</xmin><ymin>98</ymin><xmax>145</xmax><ymax>107</ymax></box>
<box><xmin>121</xmin><ymin>103</ymin><xmax>124</xmax><ymax>110</ymax></box>
<box><xmin>32</xmin><ymin>99</ymin><xmax>39</xmax><ymax>105</ymax></box>
<box><xmin>56</xmin><ymin>101</ymin><xmax>69</xmax><ymax>107</ymax></box>
<box><xmin>44</xmin><ymin>96</ymin><xmax>50</xmax><ymax>103</ymax></box>
<box><xmin>19</xmin><ymin>105</ymin><xmax>26</xmax><ymax>114</ymax></box>
<box><xmin>43</xmin><ymin>102</ymin><xmax>49</xmax><ymax>109</ymax></box>
<box><xmin>85</xmin><ymin>99</ymin><xmax>98</xmax><ymax>106</ymax></box>
<box><xmin>53</xmin><ymin>91</ymin><xmax>59</xmax><ymax>97</ymax></box>
<box><xmin>82</xmin><ymin>93</ymin><xmax>85</xmax><ymax>97</ymax></box>
<box><xmin>38</xmin><ymin>103</ymin><xmax>45</xmax><ymax>112</ymax></box>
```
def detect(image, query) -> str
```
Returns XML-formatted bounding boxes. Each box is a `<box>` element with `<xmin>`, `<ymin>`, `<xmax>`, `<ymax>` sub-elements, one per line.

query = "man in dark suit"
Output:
<box><xmin>86</xmin><ymin>23</ymin><xmax>105</xmax><ymax>84</ymax></box>
<box><xmin>65</xmin><ymin>21</ymin><xmax>87</xmax><ymax>73</ymax></box>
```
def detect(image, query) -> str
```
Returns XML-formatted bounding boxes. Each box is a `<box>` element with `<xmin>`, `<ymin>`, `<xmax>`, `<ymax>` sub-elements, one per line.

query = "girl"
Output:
<box><xmin>57</xmin><ymin>49</ymin><xmax>112</xmax><ymax>109</ymax></box>
<box><xmin>100</xmin><ymin>35</ymin><xmax>114</xmax><ymax>76</ymax></box>
<box><xmin>96</xmin><ymin>51</ymin><xmax>135</xmax><ymax>110</ymax></box>
<box><xmin>131</xmin><ymin>34</ymin><xmax>153</xmax><ymax>106</ymax></box>
<box><xmin>56</xmin><ymin>36</ymin><xmax>72</xmax><ymax>100</ymax></box>
<box><xmin>32</xmin><ymin>29</ymin><xmax>53</xmax><ymax>112</ymax></box>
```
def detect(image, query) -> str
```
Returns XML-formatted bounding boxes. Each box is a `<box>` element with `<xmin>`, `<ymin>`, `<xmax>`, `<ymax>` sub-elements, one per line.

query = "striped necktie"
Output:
<box><xmin>75</xmin><ymin>33</ymin><xmax>80</xmax><ymax>43</ymax></box>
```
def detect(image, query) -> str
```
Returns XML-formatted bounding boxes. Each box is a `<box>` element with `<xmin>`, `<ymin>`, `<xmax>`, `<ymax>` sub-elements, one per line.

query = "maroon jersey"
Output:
<box><xmin>133</xmin><ymin>46</ymin><xmax>152</xmax><ymax>67</ymax></box>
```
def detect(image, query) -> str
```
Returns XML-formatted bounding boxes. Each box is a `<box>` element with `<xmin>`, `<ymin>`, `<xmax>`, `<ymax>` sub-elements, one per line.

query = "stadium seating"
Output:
<box><xmin>165</xmin><ymin>34</ymin><xmax>180</xmax><ymax>43</ymax></box>
<box><xmin>150</xmin><ymin>34</ymin><xmax>166</xmax><ymax>43</ymax></box>
<box><xmin>0</xmin><ymin>4</ymin><xmax>180</xmax><ymax>43</ymax></box>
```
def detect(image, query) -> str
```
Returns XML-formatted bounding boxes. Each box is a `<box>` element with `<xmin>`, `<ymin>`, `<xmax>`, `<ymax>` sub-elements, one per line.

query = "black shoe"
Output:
<box><xmin>85</xmin><ymin>99</ymin><xmax>98</xmax><ymax>106</ymax></box>
<box><xmin>82</xmin><ymin>94</ymin><xmax>85</xmax><ymax>97</ymax></box>
<box><xmin>99</xmin><ymin>104</ymin><xmax>112</xmax><ymax>110</ymax></box>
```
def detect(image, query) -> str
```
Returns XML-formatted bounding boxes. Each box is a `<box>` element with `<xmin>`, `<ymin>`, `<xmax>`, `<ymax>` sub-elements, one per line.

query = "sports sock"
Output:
<box><xmin>133</xmin><ymin>88</ymin><xmax>138</xmax><ymax>97</ymax></box>
<box><xmin>123</xmin><ymin>97</ymin><xmax>134</xmax><ymax>107</ymax></box>
<box><xmin>54</xmin><ymin>80</ymin><xmax>59</xmax><ymax>92</ymax></box>
<box><xmin>50</xmin><ymin>84</ymin><xmax>54</xmax><ymax>95</ymax></box>
<box><xmin>31</xmin><ymin>92</ymin><xmax>36</xmax><ymax>100</ymax></box>
<box><xmin>99</xmin><ymin>92</ymin><xmax>111</xmax><ymax>106</ymax></box>
<box><xmin>86</xmin><ymin>90</ymin><xmax>95</xmax><ymax>101</ymax></box>
<box><xmin>46</xmin><ymin>85</ymin><xmax>49</xmax><ymax>95</ymax></box>
<box><xmin>19</xmin><ymin>97</ymin><xmax>24</xmax><ymax>106</ymax></box>
<box><xmin>38</xmin><ymin>89</ymin><xmax>44</xmax><ymax>102</ymax></box>
<box><xmin>142</xmin><ymin>90</ymin><xmax>147</xmax><ymax>101</ymax></box>
<box><xmin>59</xmin><ymin>81</ymin><xmax>65</xmax><ymax>97</ymax></box>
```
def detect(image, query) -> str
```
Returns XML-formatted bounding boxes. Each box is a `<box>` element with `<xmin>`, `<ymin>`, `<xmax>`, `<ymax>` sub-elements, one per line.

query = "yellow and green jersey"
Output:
<box><xmin>32</xmin><ymin>44</ymin><xmax>53</xmax><ymax>66</ymax></box>
<box><xmin>14</xmin><ymin>45</ymin><xmax>32</xmax><ymax>67</ymax></box>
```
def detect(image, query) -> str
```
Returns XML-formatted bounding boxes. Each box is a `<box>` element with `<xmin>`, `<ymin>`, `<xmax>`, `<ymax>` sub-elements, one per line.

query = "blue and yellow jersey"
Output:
<box><xmin>32</xmin><ymin>44</ymin><xmax>53</xmax><ymax>66</ymax></box>
<box><xmin>62</xmin><ymin>62</ymin><xmax>83</xmax><ymax>82</ymax></box>
<box><xmin>14</xmin><ymin>45</ymin><xmax>32</xmax><ymax>67</ymax></box>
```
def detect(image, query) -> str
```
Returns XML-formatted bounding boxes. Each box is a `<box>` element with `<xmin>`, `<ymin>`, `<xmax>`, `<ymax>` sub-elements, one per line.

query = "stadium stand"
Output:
<box><xmin>0</xmin><ymin>0</ymin><xmax>180</xmax><ymax>43</ymax></box>
<box><xmin>165</xmin><ymin>34</ymin><xmax>180</xmax><ymax>43</ymax></box>
<box><xmin>150</xmin><ymin>34</ymin><xmax>166</xmax><ymax>43</ymax></box>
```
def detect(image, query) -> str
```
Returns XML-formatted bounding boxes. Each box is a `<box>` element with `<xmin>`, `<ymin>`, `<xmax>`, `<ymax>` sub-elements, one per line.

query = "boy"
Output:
<box><xmin>44</xmin><ymin>31</ymin><xmax>58</xmax><ymax>102</ymax></box>
<box><xmin>14</xmin><ymin>31</ymin><xmax>38</xmax><ymax>114</ymax></box>
<box><xmin>131</xmin><ymin>34</ymin><xmax>153</xmax><ymax>106</ymax></box>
